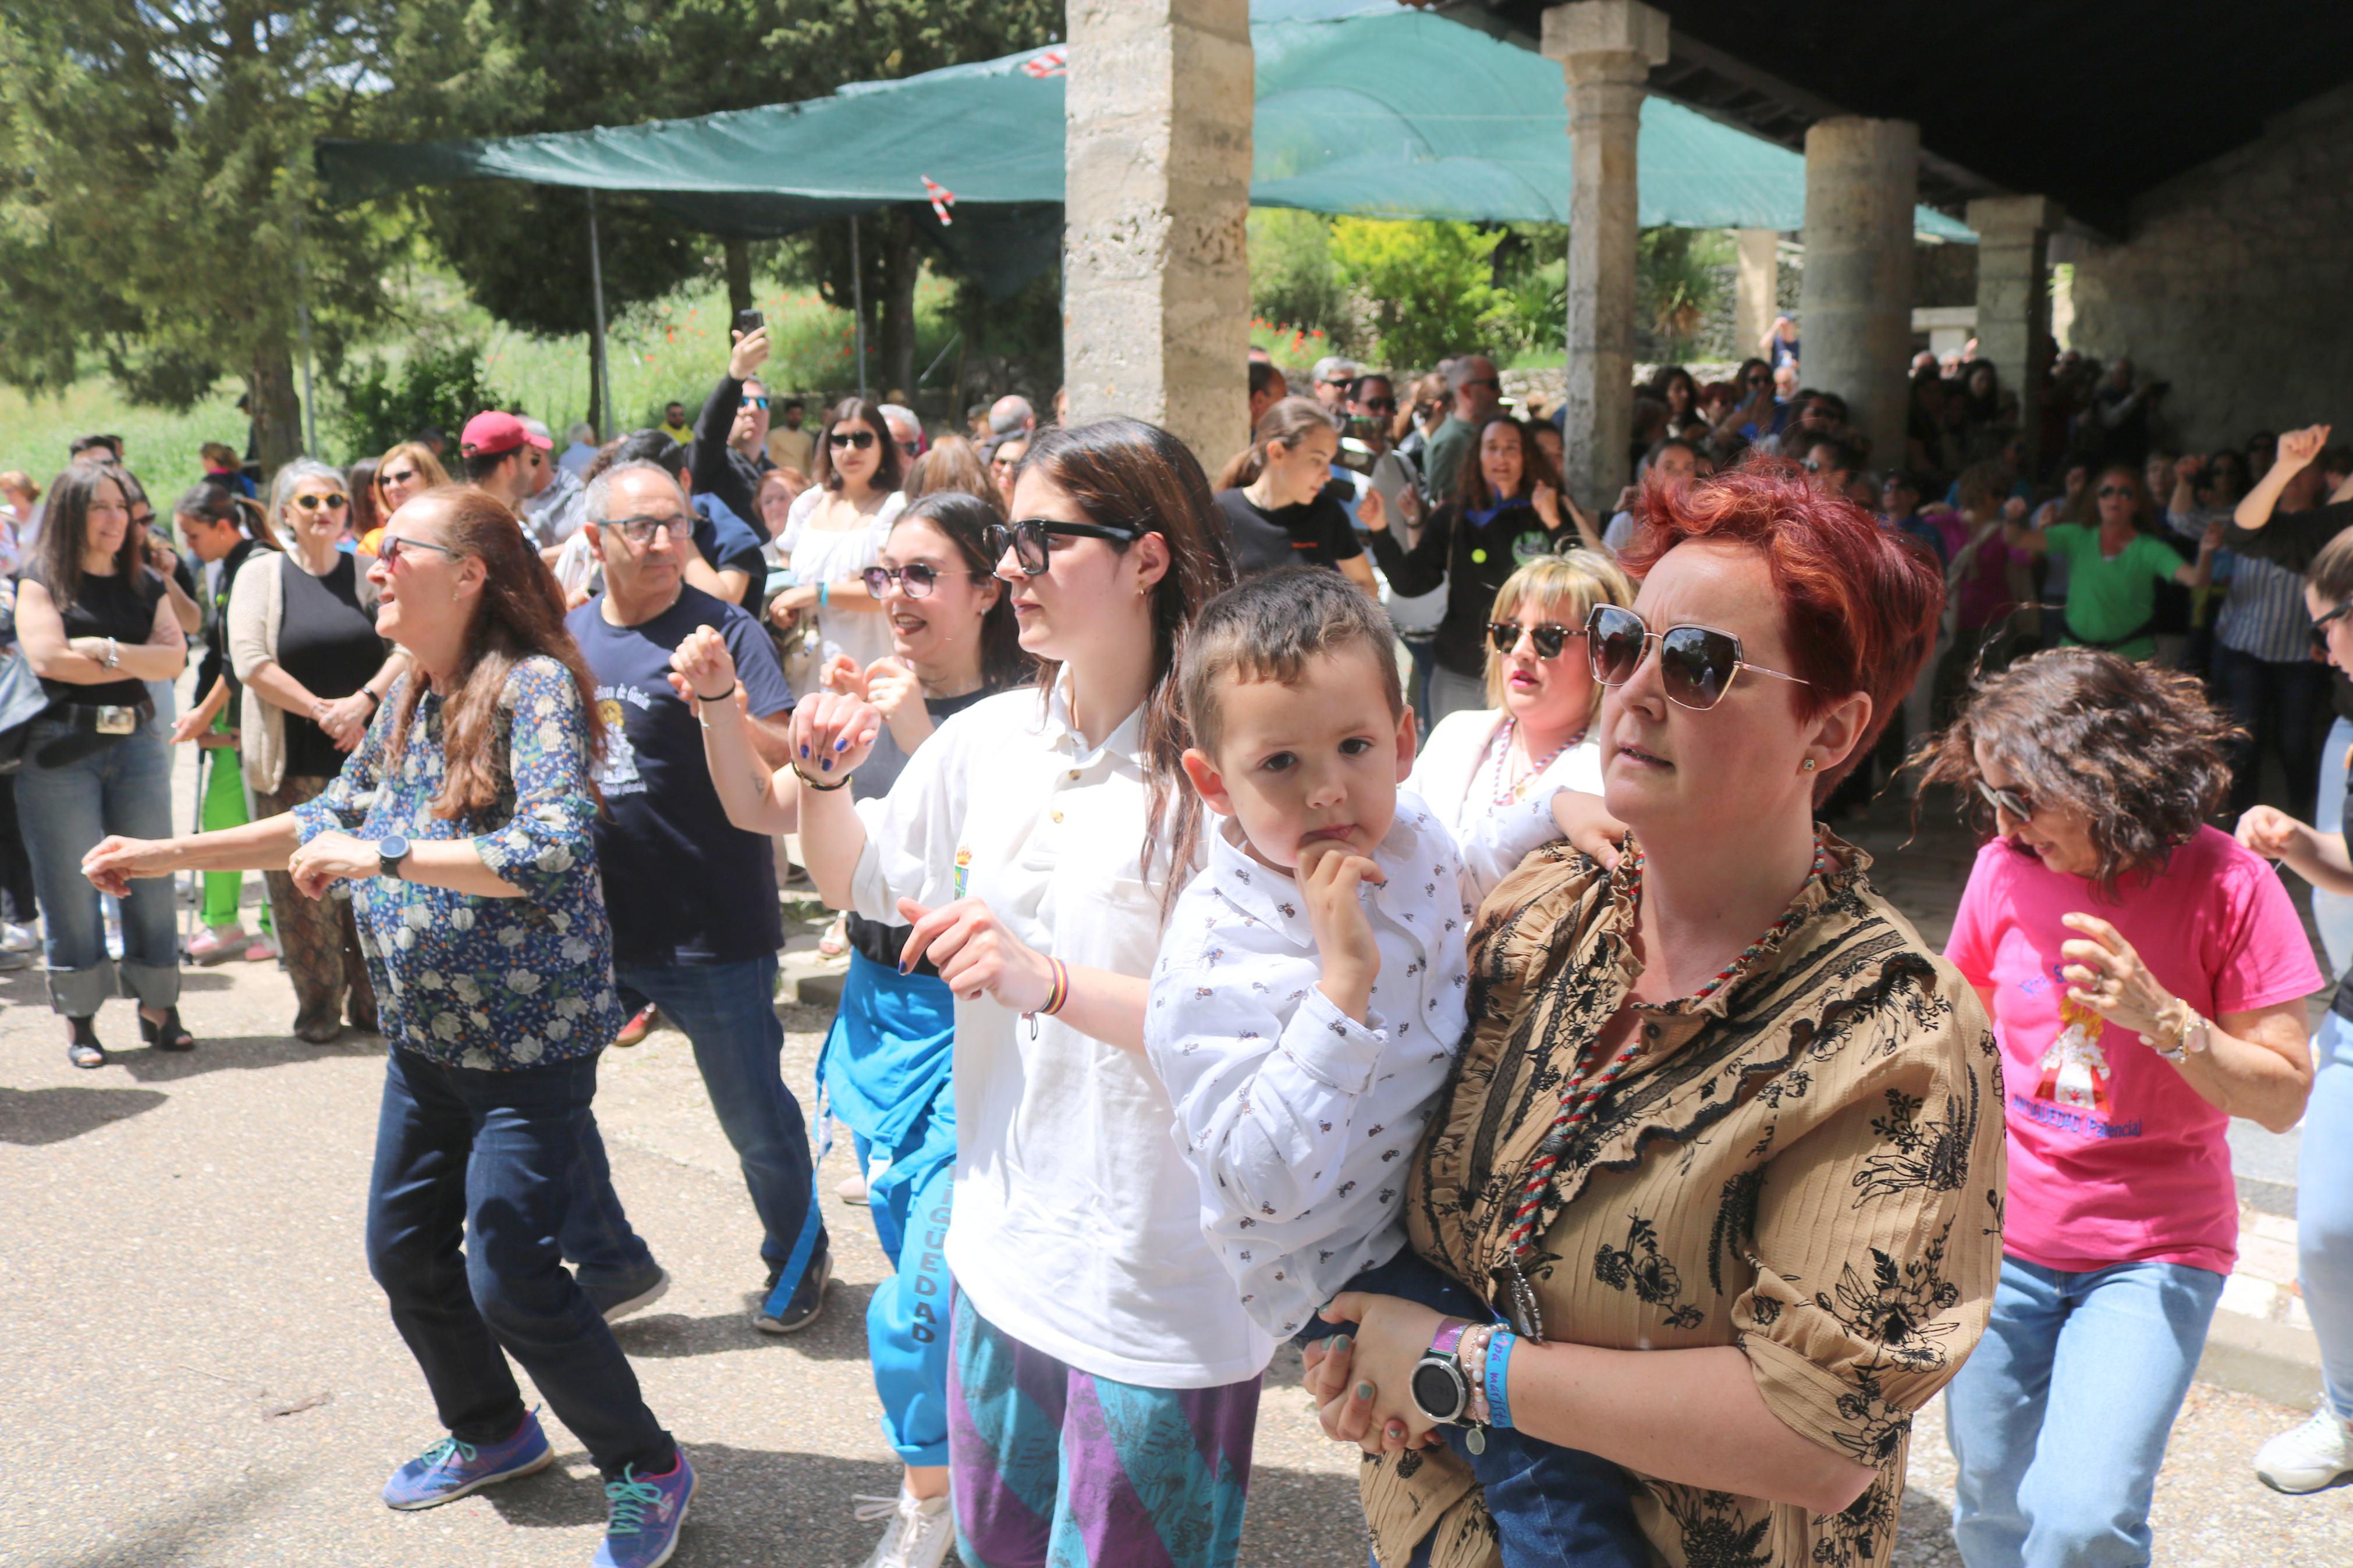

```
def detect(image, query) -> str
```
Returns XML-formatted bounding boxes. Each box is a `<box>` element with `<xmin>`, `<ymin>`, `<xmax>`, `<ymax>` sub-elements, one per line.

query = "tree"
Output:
<box><xmin>1329</xmin><ymin>218</ymin><xmax>1504</xmax><ymax>373</ymax></box>
<box><xmin>0</xmin><ymin>3</ymin><xmax>405</xmax><ymax>472</ymax></box>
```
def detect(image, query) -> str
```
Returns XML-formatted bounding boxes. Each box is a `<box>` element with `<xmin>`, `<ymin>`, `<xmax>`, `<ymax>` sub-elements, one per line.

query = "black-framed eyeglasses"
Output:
<box><xmin>599</xmin><ymin>514</ymin><xmax>688</xmax><ymax>546</ymax></box>
<box><xmin>984</xmin><ymin>517</ymin><xmax>1145</xmax><ymax>577</ymax></box>
<box><xmin>828</xmin><ymin>429</ymin><xmax>877</xmax><ymax>451</ymax></box>
<box><xmin>1487</xmin><ymin>621</ymin><xmax>1580</xmax><ymax>659</ymax></box>
<box><xmin>1975</xmin><ymin>778</ymin><xmax>2035</xmax><ymax>822</ymax></box>
<box><xmin>1585</xmin><ymin>603</ymin><xmax>1811</xmax><ymax>712</ymax></box>
<box><xmin>862</xmin><ymin>562</ymin><xmax>981</xmax><ymax>599</ymax></box>
<box><xmin>741</xmin><ymin>396</ymin><xmax>770</xmax><ymax>410</ymax></box>
<box><xmin>293</xmin><ymin>493</ymin><xmax>350</xmax><ymax>512</ymax></box>
<box><xmin>377</xmin><ymin>535</ymin><xmax>463</xmax><ymax>567</ymax></box>
<box><xmin>2312</xmin><ymin>602</ymin><xmax>2352</xmax><ymax>656</ymax></box>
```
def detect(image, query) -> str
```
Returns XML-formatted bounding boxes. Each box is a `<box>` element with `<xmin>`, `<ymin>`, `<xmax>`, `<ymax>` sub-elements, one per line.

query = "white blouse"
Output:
<box><xmin>1405</xmin><ymin>706</ymin><xmax>1603</xmax><ymax>898</ymax></box>
<box><xmin>779</xmin><ymin>486</ymin><xmax>906</xmax><ymax>692</ymax></box>
<box><xmin>849</xmin><ymin>676</ymin><xmax>1273</xmax><ymax>1389</ymax></box>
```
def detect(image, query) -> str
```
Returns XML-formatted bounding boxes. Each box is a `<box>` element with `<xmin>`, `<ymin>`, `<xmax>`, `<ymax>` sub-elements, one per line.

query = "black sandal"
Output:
<box><xmin>67</xmin><ymin>1016</ymin><xmax>107</xmax><ymax>1069</ymax></box>
<box><xmin>139</xmin><ymin>1007</ymin><xmax>196</xmax><ymax>1053</ymax></box>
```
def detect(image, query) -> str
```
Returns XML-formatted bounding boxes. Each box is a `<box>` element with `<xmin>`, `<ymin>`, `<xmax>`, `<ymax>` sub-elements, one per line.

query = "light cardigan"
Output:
<box><xmin>225</xmin><ymin>549</ymin><xmax>386</xmax><ymax>794</ymax></box>
<box><xmin>1404</xmin><ymin>706</ymin><xmax>1605</xmax><ymax>899</ymax></box>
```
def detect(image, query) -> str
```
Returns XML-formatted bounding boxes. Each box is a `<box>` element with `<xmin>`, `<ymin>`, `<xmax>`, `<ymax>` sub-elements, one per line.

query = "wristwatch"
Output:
<box><xmin>376</xmin><ymin>834</ymin><xmax>411</xmax><ymax>881</ymax></box>
<box><xmin>2148</xmin><ymin>1002</ymin><xmax>2212</xmax><ymax>1065</ymax></box>
<box><xmin>1410</xmin><ymin>1318</ymin><xmax>1488</xmax><ymax>1454</ymax></box>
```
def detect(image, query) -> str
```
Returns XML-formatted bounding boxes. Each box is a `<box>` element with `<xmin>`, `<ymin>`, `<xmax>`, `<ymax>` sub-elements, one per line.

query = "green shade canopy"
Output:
<box><xmin>318</xmin><ymin>1</ymin><xmax>1971</xmax><ymax>294</ymax></box>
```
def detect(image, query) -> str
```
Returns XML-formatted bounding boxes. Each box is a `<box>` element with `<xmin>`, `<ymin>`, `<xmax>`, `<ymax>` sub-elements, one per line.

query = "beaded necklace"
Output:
<box><xmin>1486</xmin><ymin>716</ymin><xmax>1580</xmax><ymax>808</ymax></box>
<box><xmin>1498</xmin><ymin>829</ymin><xmax>1833</xmax><ymax>1338</ymax></box>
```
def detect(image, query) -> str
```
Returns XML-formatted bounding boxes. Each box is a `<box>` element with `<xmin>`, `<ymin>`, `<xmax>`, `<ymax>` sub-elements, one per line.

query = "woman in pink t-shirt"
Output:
<box><xmin>1917</xmin><ymin>647</ymin><xmax>2320</xmax><ymax>1566</ymax></box>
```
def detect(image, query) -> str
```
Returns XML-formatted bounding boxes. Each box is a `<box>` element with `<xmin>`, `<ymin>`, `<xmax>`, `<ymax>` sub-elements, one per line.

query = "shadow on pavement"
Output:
<box><xmin>0</xmin><ymin>1083</ymin><xmax>169</xmax><ymax>1144</ymax></box>
<box><xmin>613</xmin><ymin>1279</ymin><xmax>878</xmax><ymax>1362</ymax></box>
<box><xmin>485</xmin><ymin>1444</ymin><xmax>905</xmax><ymax>1551</ymax></box>
<box><xmin>49</xmin><ymin>1465</ymin><xmax>307</xmax><ymax>1568</ymax></box>
<box><xmin>102</xmin><ymin>1032</ymin><xmax>379</xmax><ymax>1084</ymax></box>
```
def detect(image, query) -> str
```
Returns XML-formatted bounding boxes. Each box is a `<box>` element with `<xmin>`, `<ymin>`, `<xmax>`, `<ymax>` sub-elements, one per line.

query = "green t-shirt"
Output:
<box><xmin>2045</xmin><ymin>522</ymin><xmax>2187</xmax><ymax>659</ymax></box>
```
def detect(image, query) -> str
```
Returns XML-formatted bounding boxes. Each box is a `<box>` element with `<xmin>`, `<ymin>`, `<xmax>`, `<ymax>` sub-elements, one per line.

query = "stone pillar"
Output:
<box><xmin>1063</xmin><ymin>0</ymin><xmax>1252</xmax><ymax>472</ymax></box>
<box><xmin>1967</xmin><ymin>194</ymin><xmax>2064</xmax><ymax>467</ymax></box>
<box><xmin>1734</xmin><ymin>229</ymin><xmax>1779</xmax><ymax>357</ymax></box>
<box><xmin>1543</xmin><ymin>1</ymin><xmax>1669</xmax><ymax>515</ymax></box>
<box><xmin>1798</xmin><ymin>117</ymin><xmax>1918</xmax><ymax>471</ymax></box>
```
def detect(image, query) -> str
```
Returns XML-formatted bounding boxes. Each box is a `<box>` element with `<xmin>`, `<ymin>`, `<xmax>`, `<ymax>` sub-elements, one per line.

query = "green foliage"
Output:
<box><xmin>1329</xmin><ymin>217</ymin><xmax>1503</xmax><ymax>374</ymax></box>
<box><xmin>328</xmin><ymin>340</ymin><xmax>510</xmax><ymax>464</ymax></box>
<box><xmin>1248</xmin><ymin>209</ymin><xmax>1354</xmax><ymax>351</ymax></box>
<box><xmin>0</xmin><ymin>380</ymin><xmax>246</xmax><ymax>497</ymax></box>
<box><xmin>1637</xmin><ymin>229</ymin><xmax>1731</xmax><ymax>362</ymax></box>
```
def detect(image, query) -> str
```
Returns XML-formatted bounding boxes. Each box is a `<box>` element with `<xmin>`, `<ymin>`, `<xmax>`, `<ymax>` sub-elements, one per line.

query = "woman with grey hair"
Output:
<box><xmin>225</xmin><ymin>458</ymin><xmax>408</xmax><ymax>1040</ymax></box>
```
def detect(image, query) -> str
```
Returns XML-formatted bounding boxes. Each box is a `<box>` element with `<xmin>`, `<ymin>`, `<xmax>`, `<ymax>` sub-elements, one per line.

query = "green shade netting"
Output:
<box><xmin>318</xmin><ymin>1</ymin><xmax>1970</xmax><ymax>295</ymax></box>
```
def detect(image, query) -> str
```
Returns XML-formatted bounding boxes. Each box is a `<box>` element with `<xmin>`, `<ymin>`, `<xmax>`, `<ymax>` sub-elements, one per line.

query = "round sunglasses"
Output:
<box><xmin>1585</xmin><ymin>603</ymin><xmax>1811</xmax><ymax>711</ymax></box>
<box><xmin>983</xmin><ymin>517</ymin><xmax>1146</xmax><ymax>577</ymax></box>
<box><xmin>1488</xmin><ymin>621</ymin><xmax>1580</xmax><ymax>659</ymax></box>
<box><xmin>292</xmin><ymin>493</ymin><xmax>350</xmax><ymax>512</ymax></box>
<box><xmin>862</xmin><ymin>562</ymin><xmax>982</xmax><ymax>599</ymax></box>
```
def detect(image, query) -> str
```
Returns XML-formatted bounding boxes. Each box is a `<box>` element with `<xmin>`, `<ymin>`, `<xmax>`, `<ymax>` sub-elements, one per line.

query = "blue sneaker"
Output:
<box><xmin>381</xmin><ymin>1410</ymin><xmax>554</xmax><ymax>1510</ymax></box>
<box><xmin>594</xmin><ymin>1453</ymin><xmax>695</xmax><ymax>1568</ymax></box>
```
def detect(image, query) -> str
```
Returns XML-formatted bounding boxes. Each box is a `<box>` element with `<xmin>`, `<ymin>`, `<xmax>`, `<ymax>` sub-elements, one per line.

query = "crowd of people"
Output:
<box><xmin>3</xmin><ymin>308</ymin><xmax>2351</xmax><ymax>1568</ymax></box>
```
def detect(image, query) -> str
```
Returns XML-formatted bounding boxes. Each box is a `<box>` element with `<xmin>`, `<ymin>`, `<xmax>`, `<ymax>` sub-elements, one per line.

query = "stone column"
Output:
<box><xmin>1967</xmin><ymin>194</ymin><xmax>2064</xmax><ymax>467</ymax></box>
<box><xmin>1544</xmin><ymin>1</ymin><xmax>1669</xmax><ymax>515</ymax></box>
<box><xmin>1734</xmin><ymin>229</ymin><xmax>1779</xmax><ymax>357</ymax></box>
<box><xmin>1798</xmin><ymin>117</ymin><xmax>1919</xmax><ymax>470</ymax></box>
<box><xmin>1063</xmin><ymin>0</ymin><xmax>1253</xmax><ymax>472</ymax></box>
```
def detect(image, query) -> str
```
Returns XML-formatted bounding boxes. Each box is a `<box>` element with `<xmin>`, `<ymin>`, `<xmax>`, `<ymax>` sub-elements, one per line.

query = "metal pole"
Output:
<box><xmin>294</xmin><ymin>206</ymin><xmax>317</xmax><ymax>456</ymax></box>
<box><xmin>587</xmin><ymin>190</ymin><xmax>612</xmax><ymax>439</ymax></box>
<box><xmin>849</xmin><ymin>212</ymin><xmax>868</xmax><ymax>402</ymax></box>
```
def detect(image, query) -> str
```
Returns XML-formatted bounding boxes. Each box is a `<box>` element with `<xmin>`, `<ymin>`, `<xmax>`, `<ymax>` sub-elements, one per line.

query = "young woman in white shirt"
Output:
<box><xmin>1406</xmin><ymin>551</ymin><xmax>1636</xmax><ymax>898</ymax></box>
<box><xmin>769</xmin><ymin>397</ymin><xmax>907</xmax><ymax>696</ymax></box>
<box><xmin>788</xmin><ymin>418</ymin><xmax>1265</xmax><ymax>1567</ymax></box>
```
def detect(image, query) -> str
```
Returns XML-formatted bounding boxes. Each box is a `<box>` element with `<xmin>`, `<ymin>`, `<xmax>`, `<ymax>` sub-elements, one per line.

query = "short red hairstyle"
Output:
<box><xmin>1617</xmin><ymin>459</ymin><xmax>1944</xmax><ymax>797</ymax></box>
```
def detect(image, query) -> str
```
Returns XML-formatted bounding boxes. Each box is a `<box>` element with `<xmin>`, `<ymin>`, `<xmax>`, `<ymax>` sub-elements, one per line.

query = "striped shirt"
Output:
<box><xmin>2185</xmin><ymin>506</ymin><xmax>2315</xmax><ymax>663</ymax></box>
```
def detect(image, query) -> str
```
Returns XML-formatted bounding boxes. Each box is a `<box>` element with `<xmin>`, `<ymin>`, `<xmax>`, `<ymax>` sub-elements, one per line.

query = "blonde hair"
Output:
<box><xmin>1482</xmin><ymin>552</ymin><xmax>1637</xmax><ymax>709</ymax></box>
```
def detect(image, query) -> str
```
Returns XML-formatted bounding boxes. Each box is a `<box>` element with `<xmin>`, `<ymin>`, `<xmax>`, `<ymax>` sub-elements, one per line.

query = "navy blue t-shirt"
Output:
<box><xmin>567</xmin><ymin>584</ymin><xmax>793</xmax><ymax>965</ymax></box>
<box><xmin>693</xmin><ymin>493</ymin><xmax>769</xmax><ymax>615</ymax></box>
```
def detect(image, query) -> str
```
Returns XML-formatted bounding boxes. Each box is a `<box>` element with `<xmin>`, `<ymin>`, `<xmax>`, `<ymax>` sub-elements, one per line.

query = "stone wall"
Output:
<box><xmin>2069</xmin><ymin>81</ymin><xmax>2353</xmax><ymax>450</ymax></box>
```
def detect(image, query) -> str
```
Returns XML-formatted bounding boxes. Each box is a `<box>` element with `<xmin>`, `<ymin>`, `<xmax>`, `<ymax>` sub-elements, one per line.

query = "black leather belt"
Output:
<box><xmin>53</xmin><ymin>698</ymin><xmax>155</xmax><ymax>735</ymax></box>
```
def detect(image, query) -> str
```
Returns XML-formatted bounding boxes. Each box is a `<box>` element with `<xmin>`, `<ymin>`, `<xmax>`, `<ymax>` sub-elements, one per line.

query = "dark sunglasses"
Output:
<box><xmin>1460</xmin><ymin>376</ymin><xmax>1501</xmax><ymax>391</ymax></box>
<box><xmin>1975</xmin><ymin>778</ymin><xmax>2035</xmax><ymax>822</ymax></box>
<box><xmin>862</xmin><ymin>562</ymin><xmax>979</xmax><ymax>599</ymax></box>
<box><xmin>2312</xmin><ymin>602</ymin><xmax>2352</xmax><ymax>656</ymax></box>
<box><xmin>2096</xmin><ymin>484</ymin><xmax>2134</xmax><ymax>499</ymax></box>
<box><xmin>828</xmin><ymin>429</ymin><xmax>877</xmax><ymax>450</ymax></box>
<box><xmin>381</xmin><ymin>467</ymin><xmax>420</xmax><ymax>488</ymax></box>
<box><xmin>984</xmin><ymin>517</ymin><xmax>1145</xmax><ymax>577</ymax></box>
<box><xmin>293</xmin><ymin>493</ymin><xmax>350</xmax><ymax>512</ymax></box>
<box><xmin>1488</xmin><ymin>621</ymin><xmax>1579</xmax><ymax>659</ymax></box>
<box><xmin>1586</xmin><ymin>603</ymin><xmax>1811</xmax><ymax>712</ymax></box>
<box><xmin>599</xmin><ymin>514</ymin><xmax>687</xmax><ymax>546</ymax></box>
<box><xmin>1355</xmin><ymin>397</ymin><xmax>1398</xmax><ymax>414</ymax></box>
<box><xmin>377</xmin><ymin>534</ymin><xmax>463</xmax><ymax>567</ymax></box>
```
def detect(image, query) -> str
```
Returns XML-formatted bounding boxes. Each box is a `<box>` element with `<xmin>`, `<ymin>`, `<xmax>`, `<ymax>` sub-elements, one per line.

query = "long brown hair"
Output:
<box><xmin>1014</xmin><ymin>418</ymin><xmax>1236</xmax><ymax>910</ymax></box>
<box><xmin>36</xmin><ymin>463</ymin><xmax>148</xmax><ymax>610</ymax></box>
<box><xmin>174</xmin><ymin>482</ymin><xmax>281</xmax><ymax>553</ymax></box>
<box><xmin>1214</xmin><ymin>395</ymin><xmax>1336</xmax><ymax>490</ymax></box>
<box><xmin>1457</xmin><ymin>416</ymin><xmax>1561</xmax><ymax>512</ymax></box>
<box><xmin>889</xmin><ymin>492</ymin><xmax>1030</xmax><ymax>693</ymax></box>
<box><xmin>383</xmin><ymin>486</ymin><xmax>605</xmax><ymax>821</ymax></box>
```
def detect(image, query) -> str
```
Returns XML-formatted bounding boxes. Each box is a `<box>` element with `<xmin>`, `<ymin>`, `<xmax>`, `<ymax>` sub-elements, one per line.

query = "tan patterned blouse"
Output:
<box><xmin>1361</xmin><ymin>833</ymin><xmax>2007</xmax><ymax>1568</ymax></box>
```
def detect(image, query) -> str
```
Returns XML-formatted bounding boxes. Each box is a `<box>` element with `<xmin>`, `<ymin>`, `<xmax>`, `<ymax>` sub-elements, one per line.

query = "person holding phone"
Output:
<box><xmin>690</xmin><ymin>315</ymin><xmax>780</xmax><ymax>540</ymax></box>
<box><xmin>767</xmin><ymin>397</ymin><xmax>908</xmax><ymax>699</ymax></box>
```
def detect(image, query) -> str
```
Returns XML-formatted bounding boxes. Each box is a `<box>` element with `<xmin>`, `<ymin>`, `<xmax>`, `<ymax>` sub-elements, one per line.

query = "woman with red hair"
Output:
<box><xmin>1304</xmin><ymin>463</ymin><xmax>2007</xmax><ymax>1568</ymax></box>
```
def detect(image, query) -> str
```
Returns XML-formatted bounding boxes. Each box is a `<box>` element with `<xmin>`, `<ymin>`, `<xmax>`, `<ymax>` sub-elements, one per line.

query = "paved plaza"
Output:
<box><xmin>5</xmin><ymin>795</ymin><xmax>2353</xmax><ymax>1567</ymax></box>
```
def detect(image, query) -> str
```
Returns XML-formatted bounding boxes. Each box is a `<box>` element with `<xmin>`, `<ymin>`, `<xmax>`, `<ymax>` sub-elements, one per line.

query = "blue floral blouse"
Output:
<box><xmin>290</xmin><ymin>655</ymin><xmax>623</xmax><ymax>1071</ymax></box>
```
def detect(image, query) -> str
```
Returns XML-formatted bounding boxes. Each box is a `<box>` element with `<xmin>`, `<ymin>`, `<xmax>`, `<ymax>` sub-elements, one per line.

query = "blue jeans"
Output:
<box><xmin>12</xmin><ymin>719</ymin><xmax>179</xmax><ymax>1016</ymax></box>
<box><xmin>1946</xmin><ymin>1253</ymin><xmax>2225</xmax><ymax>1567</ymax></box>
<box><xmin>1323</xmin><ymin>1250</ymin><xmax>1646</xmax><ymax>1568</ymax></box>
<box><xmin>2315</xmin><ymin>717</ymin><xmax>2353</xmax><ymax>976</ymax></box>
<box><xmin>585</xmin><ymin>958</ymin><xmax>824</xmax><ymax>1291</ymax></box>
<box><xmin>2210</xmin><ymin>641</ymin><xmax>2329</xmax><ymax>821</ymax></box>
<box><xmin>1400</xmin><ymin>632</ymin><xmax>1439</xmax><ymax>737</ymax></box>
<box><xmin>365</xmin><ymin>1046</ymin><xmax>675</xmax><ymax>1477</ymax></box>
<box><xmin>2301</xmin><ymin>1011</ymin><xmax>2353</xmax><ymax>1423</ymax></box>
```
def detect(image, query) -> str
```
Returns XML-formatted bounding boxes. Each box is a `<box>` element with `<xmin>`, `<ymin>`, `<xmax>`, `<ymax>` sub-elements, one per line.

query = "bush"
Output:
<box><xmin>1329</xmin><ymin>218</ymin><xmax>1503</xmax><ymax>374</ymax></box>
<box><xmin>1248</xmin><ymin>209</ymin><xmax>1355</xmax><ymax>352</ymax></box>
<box><xmin>327</xmin><ymin>342</ymin><xmax>509</xmax><ymax>464</ymax></box>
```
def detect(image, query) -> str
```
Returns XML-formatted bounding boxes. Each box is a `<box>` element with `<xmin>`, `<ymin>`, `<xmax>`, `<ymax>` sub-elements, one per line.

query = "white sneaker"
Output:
<box><xmin>853</xmin><ymin>1487</ymin><xmax>956</xmax><ymax>1568</ymax></box>
<box><xmin>0</xmin><ymin>920</ymin><xmax>36</xmax><ymax>954</ymax></box>
<box><xmin>2255</xmin><ymin>1406</ymin><xmax>2353</xmax><ymax>1494</ymax></box>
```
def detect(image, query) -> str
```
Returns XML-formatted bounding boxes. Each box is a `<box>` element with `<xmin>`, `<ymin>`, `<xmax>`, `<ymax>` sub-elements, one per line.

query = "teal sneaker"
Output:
<box><xmin>594</xmin><ymin>1453</ymin><xmax>695</xmax><ymax>1568</ymax></box>
<box><xmin>382</xmin><ymin>1409</ymin><xmax>553</xmax><ymax>1509</ymax></box>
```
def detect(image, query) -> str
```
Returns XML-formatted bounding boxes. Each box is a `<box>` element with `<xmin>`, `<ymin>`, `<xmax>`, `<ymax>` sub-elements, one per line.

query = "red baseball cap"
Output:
<box><xmin>459</xmin><ymin>411</ymin><xmax>551</xmax><ymax>457</ymax></box>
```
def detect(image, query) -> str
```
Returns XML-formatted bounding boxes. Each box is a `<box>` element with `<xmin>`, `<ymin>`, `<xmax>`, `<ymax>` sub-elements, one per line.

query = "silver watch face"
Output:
<box><xmin>1411</xmin><ymin>1357</ymin><xmax>1468</xmax><ymax>1424</ymax></box>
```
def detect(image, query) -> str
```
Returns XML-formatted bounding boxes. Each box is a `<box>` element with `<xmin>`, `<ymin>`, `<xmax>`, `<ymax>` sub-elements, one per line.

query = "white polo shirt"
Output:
<box><xmin>849</xmin><ymin>677</ymin><xmax>1275</xmax><ymax>1388</ymax></box>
